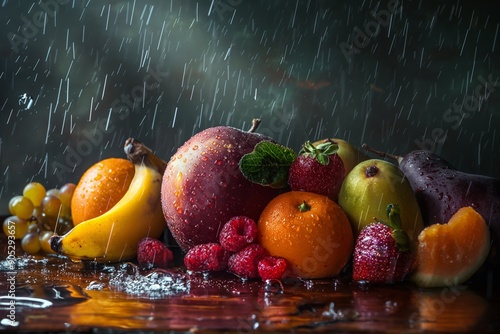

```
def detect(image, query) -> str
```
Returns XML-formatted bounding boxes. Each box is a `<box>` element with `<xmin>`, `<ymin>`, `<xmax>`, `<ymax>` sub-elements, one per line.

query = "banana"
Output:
<box><xmin>51</xmin><ymin>138</ymin><xmax>167</xmax><ymax>263</ymax></box>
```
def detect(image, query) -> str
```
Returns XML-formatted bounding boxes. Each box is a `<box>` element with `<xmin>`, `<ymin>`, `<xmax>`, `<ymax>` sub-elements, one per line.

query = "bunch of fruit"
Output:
<box><xmin>3</xmin><ymin>182</ymin><xmax>75</xmax><ymax>255</ymax></box>
<box><xmin>50</xmin><ymin>138</ymin><xmax>167</xmax><ymax>262</ymax></box>
<box><xmin>13</xmin><ymin>119</ymin><xmax>497</xmax><ymax>290</ymax></box>
<box><xmin>159</xmin><ymin>119</ymin><xmax>498</xmax><ymax>288</ymax></box>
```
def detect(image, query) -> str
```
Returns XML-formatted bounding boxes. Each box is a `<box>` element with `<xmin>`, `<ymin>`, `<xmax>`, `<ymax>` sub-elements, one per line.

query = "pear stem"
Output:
<box><xmin>362</xmin><ymin>143</ymin><xmax>403</xmax><ymax>164</ymax></box>
<box><xmin>247</xmin><ymin>118</ymin><xmax>261</xmax><ymax>133</ymax></box>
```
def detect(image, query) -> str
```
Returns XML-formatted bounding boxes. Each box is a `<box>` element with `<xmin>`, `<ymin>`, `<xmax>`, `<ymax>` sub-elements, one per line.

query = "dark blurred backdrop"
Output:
<box><xmin>1</xmin><ymin>0</ymin><xmax>499</xmax><ymax>212</ymax></box>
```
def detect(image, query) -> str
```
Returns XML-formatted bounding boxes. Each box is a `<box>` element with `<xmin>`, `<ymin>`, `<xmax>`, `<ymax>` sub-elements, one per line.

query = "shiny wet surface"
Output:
<box><xmin>1</xmin><ymin>233</ymin><xmax>499</xmax><ymax>333</ymax></box>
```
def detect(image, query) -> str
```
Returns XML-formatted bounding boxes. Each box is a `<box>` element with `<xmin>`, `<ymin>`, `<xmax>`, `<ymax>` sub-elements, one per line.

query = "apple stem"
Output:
<box><xmin>247</xmin><ymin>118</ymin><xmax>261</xmax><ymax>133</ymax></box>
<box><xmin>361</xmin><ymin>143</ymin><xmax>403</xmax><ymax>164</ymax></box>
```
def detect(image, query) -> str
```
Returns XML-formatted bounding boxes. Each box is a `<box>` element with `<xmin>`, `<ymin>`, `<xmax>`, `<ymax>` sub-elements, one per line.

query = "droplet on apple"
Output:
<box><xmin>161</xmin><ymin>124</ymin><xmax>285</xmax><ymax>252</ymax></box>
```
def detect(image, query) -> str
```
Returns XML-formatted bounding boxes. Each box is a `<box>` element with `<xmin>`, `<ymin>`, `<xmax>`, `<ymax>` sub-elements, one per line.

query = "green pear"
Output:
<box><xmin>312</xmin><ymin>138</ymin><xmax>368</xmax><ymax>174</ymax></box>
<box><xmin>338</xmin><ymin>159</ymin><xmax>424</xmax><ymax>243</ymax></box>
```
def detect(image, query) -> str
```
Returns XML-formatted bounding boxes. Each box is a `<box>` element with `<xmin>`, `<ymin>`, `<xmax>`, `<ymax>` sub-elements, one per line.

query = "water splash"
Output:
<box><xmin>108</xmin><ymin>265</ymin><xmax>190</xmax><ymax>298</ymax></box>
<box><xmin>321</xmin><ymin>302</ymin><xmax>359</xmax><ymax>322</ymax></box>
<box><xmin>263</xmin><ymin>279</ymin><xmax>284</xmax><ymax>295</ymax></box>
<box><xmin>86</xmin><ymin>281</ymin><xmax>106</xmax><ymax>291</ymax></box>
<box><xmin>18</xmin><ymin>93</ymin><xmax>34</xmax><ymax>110</ymax></box>
<box><xmin>0</xmin><ymin>296</ymin><xmax>52</xmax><ymax>309</ymax></box>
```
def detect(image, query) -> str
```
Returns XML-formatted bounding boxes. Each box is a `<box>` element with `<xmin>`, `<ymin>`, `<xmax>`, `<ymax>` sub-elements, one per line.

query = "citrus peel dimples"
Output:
<box><xmin>71</xmin><ymin>158</ymin><xmax>134</xmax><ymax>225</ymax></box>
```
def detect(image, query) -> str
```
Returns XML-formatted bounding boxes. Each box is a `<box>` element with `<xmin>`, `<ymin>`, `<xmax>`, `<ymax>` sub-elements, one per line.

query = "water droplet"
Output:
<box><xmin>303</xmin><ymin>279</ymin><xmax>314</xmax><ymax>289</ymax></box>
<box><xmin>86</xmin><ymin>281</ymin><xmax>106</xmax><ymax>291</ymax></box>
<box><xmin>385</xmin><ymin>300</ymin><xmax>399</xmax><ymax>313</ymax></box>
<box><xmin>264</xmin><ymin>279</ymin><xmax>284</xmax><ymax>294</ymax></box>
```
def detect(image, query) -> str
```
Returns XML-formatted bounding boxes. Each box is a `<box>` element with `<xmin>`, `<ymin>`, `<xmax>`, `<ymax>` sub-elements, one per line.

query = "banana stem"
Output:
<box><xmin>124</xmin><ymin>138</ymin><xmax>168</xmax><ymax>173</ymax></box>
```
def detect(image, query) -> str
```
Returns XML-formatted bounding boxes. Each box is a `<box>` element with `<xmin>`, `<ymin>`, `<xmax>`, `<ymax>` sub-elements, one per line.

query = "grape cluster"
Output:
<box><xmin>2</xmin><ymin>182</ymin><xmax>76</xmax><ymax>255</ymax></box>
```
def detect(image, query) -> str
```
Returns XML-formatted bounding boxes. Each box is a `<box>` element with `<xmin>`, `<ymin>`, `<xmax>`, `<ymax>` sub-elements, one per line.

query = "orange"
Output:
<box><xmin>71</xmin><ymin>158</ymin><xmax>134</xmax><ymax>225</ymax></box>
<box><xmin>411</xmin><ymin>206</ymin><xmax>490</xmax><ymax>288</ymax></box>
<box><xmin>257</xmin><ymin>191</ymin><xmax>353</xmax><ymax>279</ymax></box>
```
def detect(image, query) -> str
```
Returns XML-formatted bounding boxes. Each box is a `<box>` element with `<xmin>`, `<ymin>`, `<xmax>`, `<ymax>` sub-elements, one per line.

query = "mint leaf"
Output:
<box><xmin>239</xmin><ymin>141</ymin><xmax>297</xmax><ymax>188</ymax></box>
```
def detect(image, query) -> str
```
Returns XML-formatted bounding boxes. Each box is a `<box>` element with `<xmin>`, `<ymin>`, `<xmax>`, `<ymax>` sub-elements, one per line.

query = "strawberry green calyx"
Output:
<box><xmin>375</xmin><ymin>203</ymin><xmax>411</xmax><ymax>252</ymax></box>
<box><xmin>299</xmin><ymin>141</ymin><xmax>339</xmax><ymax>166</ymax></box>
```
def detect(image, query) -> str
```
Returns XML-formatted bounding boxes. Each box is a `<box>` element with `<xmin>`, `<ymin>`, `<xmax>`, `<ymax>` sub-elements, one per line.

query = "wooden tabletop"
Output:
<box><xmin>1</xmin><ymin>232</ymin><xmax>499</xmax><ymax>333</ymax></box>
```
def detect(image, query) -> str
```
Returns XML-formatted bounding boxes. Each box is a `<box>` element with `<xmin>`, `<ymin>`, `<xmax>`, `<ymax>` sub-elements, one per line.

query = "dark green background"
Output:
<box><xmin>1</xmin><ymin>0</ymin><xmax>499</xmax><ymax>212</ymax></box>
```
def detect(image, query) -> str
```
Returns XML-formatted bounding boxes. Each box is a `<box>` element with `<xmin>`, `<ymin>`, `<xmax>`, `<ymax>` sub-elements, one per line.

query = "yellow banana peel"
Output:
<box><xmin>51</xmin><ymin>138</ymin><xmax>167</xmax><ymax>263</ymax></box>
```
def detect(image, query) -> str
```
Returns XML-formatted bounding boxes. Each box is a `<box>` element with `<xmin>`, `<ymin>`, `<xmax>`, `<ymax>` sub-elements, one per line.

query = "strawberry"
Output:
<box><xmin>352</xmin><ymin>204</ymin><xmax>414</xmax><ymax>284</ymax></box>
<box><xmin>287</xmin><ymin>140</ymin><xmax>345</xmax><ymax>200</ymax></box>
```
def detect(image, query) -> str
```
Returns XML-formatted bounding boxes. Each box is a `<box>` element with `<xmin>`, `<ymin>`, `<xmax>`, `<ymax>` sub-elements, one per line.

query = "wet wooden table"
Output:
<box><xmin>1</xmin><ymin>233</ymin><xmax>499</xmax><ymax>333</ymax></box>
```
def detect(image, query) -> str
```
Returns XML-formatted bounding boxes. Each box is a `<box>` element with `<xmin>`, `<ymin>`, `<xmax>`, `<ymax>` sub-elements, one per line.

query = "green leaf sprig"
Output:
<box><xmin>239</xmin><ymin>141</ymin><xmax>297</xmax><ymax>188</ymax></box>
<box><xmin>374</xmin><ymin>203</ymin><xmax>411</xmax><ymax>252</ymax></box>
<box><xmin>299</xmin><ymin>141</ymin><xmax>339</xmax><ymax>166</ymax></box>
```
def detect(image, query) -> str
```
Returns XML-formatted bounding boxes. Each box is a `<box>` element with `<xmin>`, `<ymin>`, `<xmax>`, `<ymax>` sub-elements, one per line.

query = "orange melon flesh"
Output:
<box><xmin>411</xmin><ymin>206</ymin><xmax>490</xmax><ymax>288</ymax></box>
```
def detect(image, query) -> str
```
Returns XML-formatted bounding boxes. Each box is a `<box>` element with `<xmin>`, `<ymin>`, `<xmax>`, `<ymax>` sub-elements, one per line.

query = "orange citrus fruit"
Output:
<box><xmin>257</xmin><ymin>191</ymin><xmax>353</xmax><ymax>279</ymax></box>
<box><xmin>71</xmin><ymin>158</ymin><xmax>134</xmax><ymax>225</ymax></box>
<box><xmin>411</xmin><ymin>206</ymin><xmax>490</xmax><ymax>287</ymax></box>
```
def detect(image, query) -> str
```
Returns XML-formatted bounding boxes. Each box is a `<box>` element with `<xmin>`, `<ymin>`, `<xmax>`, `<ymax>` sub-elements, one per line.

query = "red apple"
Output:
<box><xmin>161</xmin><ymin>120</ymin><xmax>284</xmax><ymax>252</ymax></box>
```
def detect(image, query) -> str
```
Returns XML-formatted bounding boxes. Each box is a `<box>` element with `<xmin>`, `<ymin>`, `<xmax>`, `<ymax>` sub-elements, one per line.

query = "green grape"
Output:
<box><xmin>23</xmin><ymin>182</ymin><xmax>47</xmax><ymax>207</ymax></box>
<box><xmin>46</xmin><ymin>188</ymin><xmax>60</xmax><ymax>198</ymax></box>
<box><xmin>59</xmin><ymin>183</ymin><xmax>76</xmax><ymax>206</ymax></box>
<box><xmin>39</xmin><ymin>230</ymin><xmax>56</xmax><ymax>254</ymax></box>
<box><xmin>58</xmin><ymin>183</ymin><xmax>76</xmax><ymax>218</ymax></box>
<box><xmin>32</xmin><ymin>206</ymin><xmax>42</xmax><ymax>219</ymax></box>
<box><xmin>8</xmin><ymin>196</ymin><xmax>17</xmax><ymax>213</ymax></box>
<box><xmin>40</xmin><ymin>213</ymin><xmax>57</xmax><ymax>230</ymax></box>
<box><xmin>21</xmin><ymin>232</ymin><xmax>41</xmax><ymax>254</ymax></box>
<box><xmin>42</xmin><ymin>195</ymin><xmax>62</xmax><ymax>219</ymax></box>
<box><xmin>27</xmin><ymin>220</ymin><xmax>40</xmax><ymax>233</ymax></box>
<box><xmin>55</xmin><ymin>219</ymin><xmax>73</xmax><ymax>235</ymax></box>
<box><xmin>2</xmin><ymin>216</ymin><xmax>29</xmax><ymax>239</ymax></box>
<box><xmin>9</xmin><ymin>195</ymin><xmax>35</xmax><ymax>220</ymax></box>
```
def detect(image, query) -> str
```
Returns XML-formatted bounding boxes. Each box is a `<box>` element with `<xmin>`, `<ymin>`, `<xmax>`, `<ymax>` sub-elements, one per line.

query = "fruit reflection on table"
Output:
<box><xmin>0</xmin><ymin>251</ymin><xmax>492</xmax><ymax>332</ymax></box>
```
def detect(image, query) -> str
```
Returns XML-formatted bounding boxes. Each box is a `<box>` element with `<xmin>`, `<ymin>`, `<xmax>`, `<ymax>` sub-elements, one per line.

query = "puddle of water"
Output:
<box><xmin>0</xmin><ymin>237</ymin><xmax>495</xmax><ymax>332</ymax></box>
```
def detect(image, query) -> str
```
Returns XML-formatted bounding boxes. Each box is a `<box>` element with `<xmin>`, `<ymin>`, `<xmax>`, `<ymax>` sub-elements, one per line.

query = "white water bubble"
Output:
<box><xmin>108</xmin><ymin>268</ymin><xmax>190</xmax><ymax>298</ymax></box>
<box><xmin>85</xmin><ymin>281</ymin><xmax>106</xmax><ymax>291</ymax></box>
<box><xmin>18</xmin><ymin>93</ymin><xmax>34</xmax><ymax>110</ymax></box>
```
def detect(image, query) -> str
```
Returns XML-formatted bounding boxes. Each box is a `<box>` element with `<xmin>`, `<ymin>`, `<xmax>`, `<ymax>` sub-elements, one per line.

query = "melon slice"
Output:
<box><xmin>411</xmin><ymin>206</ymin><xmax>490</xmax><ymax>288</ymax></box>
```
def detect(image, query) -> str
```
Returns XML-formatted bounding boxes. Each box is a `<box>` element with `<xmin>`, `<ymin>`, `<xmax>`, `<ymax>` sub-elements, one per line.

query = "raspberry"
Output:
<box><xmin>184</xmin><ymin>243</ymin><xmax>230</xmax><ymax>272</ymax></box>
<box><xmin>219</xmin><ymin>216</ymin><xmax>258</xmax><ymax>252</ymax></box>
<box><xmin>257</xmin><ymin>256</ymin><xmax>288</xmax><ymax>280</ymax></box>
<box><xmin>137</xmin><ymin>237</ymin><xmax>173</xmax><ymax>269</ymax></box>
<box><xmin>228</xmin><ymin>244</ymin><xmax>269</xmax><ymax>279</ymax></box>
